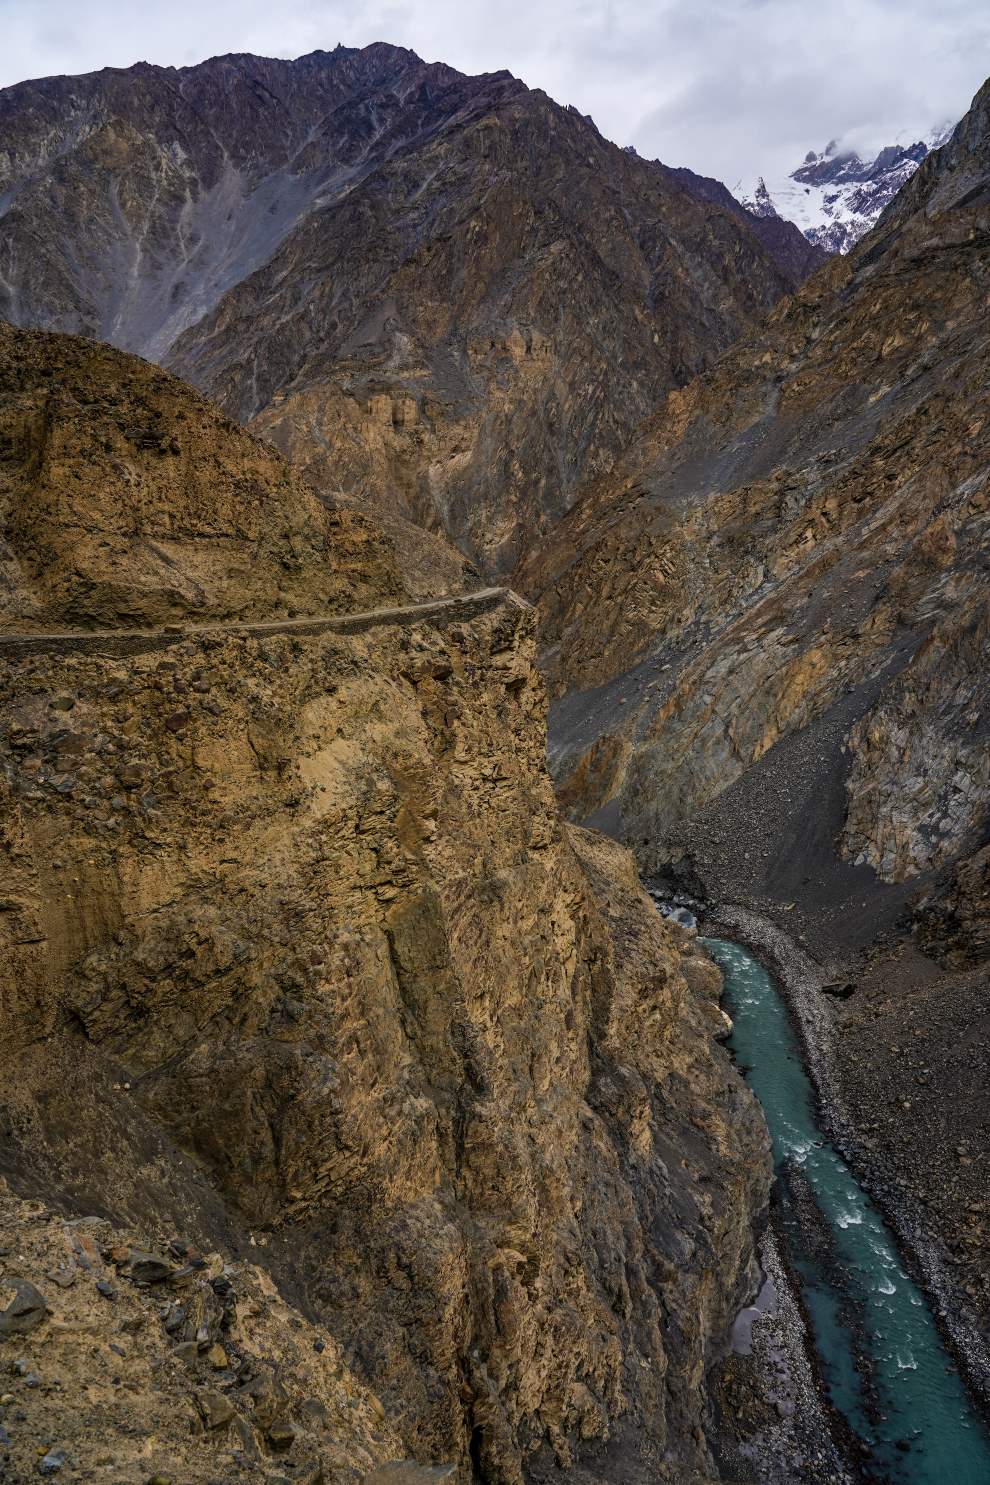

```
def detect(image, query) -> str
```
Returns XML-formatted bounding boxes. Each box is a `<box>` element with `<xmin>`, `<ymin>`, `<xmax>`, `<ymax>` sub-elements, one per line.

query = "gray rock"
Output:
<box><xmin>46</xmin><ymin>1265</ymin><xmax>77</xmax><ymax>1289</ymax></box>
<box><xmin>362</xmin><ymin>1468</ymin><xmax>457</xmax><ymax>1484</ymax></box>
<box><xmin>0</xmin><ymin>1281</ymin><xmax>49</xmax><ymax>1338</ymax></box>
<box><xmin>127</xmin><ymin>1251</ymin><xmax>174</xmax><ymax>1284</ymax></box>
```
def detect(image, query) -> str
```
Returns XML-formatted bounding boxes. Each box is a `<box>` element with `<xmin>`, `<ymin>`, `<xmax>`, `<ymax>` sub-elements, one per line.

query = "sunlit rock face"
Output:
<box><xmin>0</xmin><ymin>323</ymin><xmax>769</xmax><ymax>1484</ymax></box>
<box><xmin>0</xmin><ymin>44</ymin><xmax>806</xmax><ymax>577</ymax></box>
<box><xmin>0</xmin><ymin>320</ymin><xmax>406</xmax><ymax>629</ymax></box>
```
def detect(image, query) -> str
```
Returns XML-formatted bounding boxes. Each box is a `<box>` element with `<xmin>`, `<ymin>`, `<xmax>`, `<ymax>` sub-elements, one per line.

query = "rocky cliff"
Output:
<box><xmin>523</xmin><ymin>76</ymin><xmax>990</xmax><ymax>1323</ymax></box>
<box><xmin>0</xmin><ymin>321</ymin><xmax>408</xmax><ymax>629</ymax></box>
<box><xmin>0</xmin><ymin>45</ymin><xmax>811</xmax><ymax>576</ymax></box>
<box><xmin>0</xmin><ymin>324</ymin><xmax>769</xmax><ymax>1484</ymax></box>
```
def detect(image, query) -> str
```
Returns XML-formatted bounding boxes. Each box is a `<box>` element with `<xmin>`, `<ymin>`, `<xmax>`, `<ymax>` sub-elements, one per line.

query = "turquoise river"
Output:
<box><xmin>705</xmin><ymin>937</ymin><xmax>990</xmax><ymax>1484</ymax></box>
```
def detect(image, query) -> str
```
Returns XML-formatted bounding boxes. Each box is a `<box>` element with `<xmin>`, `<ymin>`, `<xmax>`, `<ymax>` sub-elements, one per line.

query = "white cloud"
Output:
<box><xmin>0</xmin><ymin>0</ymin><xmax>987</xmax><ymax>182</ymax></box>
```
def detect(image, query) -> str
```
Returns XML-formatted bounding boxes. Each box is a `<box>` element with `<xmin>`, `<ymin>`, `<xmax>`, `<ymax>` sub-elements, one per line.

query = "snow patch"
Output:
<box><xmin>735</xmin><ymin>122</ymin><xmax>956</xmax><ymax>255</ymax></box>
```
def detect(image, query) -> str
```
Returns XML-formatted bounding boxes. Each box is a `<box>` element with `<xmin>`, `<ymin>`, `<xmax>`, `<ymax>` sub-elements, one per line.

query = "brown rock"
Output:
<box><xmin>0</xmin><ymin>324</ymin><xmax>406</xmax><ymax>632</ymax></box>
<box><xmin>0</xmin><ymin>585</ymin><xmax>767</xmax><ymax>1480</ymax></box>
<box><xmin>267</xmin><ymin>1419</ymin><xmax>299</xmax><ymax>1450</ymax></box>
<box><xmin>195</xmin><ymin>1389</ymin><xmax>235</xmax><ymax>1429</ymax></box>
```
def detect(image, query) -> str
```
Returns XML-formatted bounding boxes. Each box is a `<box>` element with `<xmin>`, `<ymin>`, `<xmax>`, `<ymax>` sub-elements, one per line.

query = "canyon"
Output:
<box><xmin>0</xmin><ymin>35</ymin><xmax>987</xmax><ymax>1485</ymax></box>
<box><xmin>526</xmin><ymin>73</ymin><xmax>990</xmax><ymax>1351</ymax></box>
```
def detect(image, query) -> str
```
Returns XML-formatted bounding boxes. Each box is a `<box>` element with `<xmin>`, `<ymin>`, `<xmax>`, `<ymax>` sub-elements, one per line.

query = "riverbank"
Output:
<box><xmin>703</xmin><ymin>902</ymin><xmax>990</xmax><ymax>1441</ymax></box>
<box><xmin>711</xmin><ymin>1224</ymin><xmax>853</xmax><ymax>1485</ymax></box>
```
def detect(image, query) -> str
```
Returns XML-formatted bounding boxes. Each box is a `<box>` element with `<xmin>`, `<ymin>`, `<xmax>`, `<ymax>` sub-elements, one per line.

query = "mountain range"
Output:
<box><xmin>0</xmin><ymin>44</ymin><xmax>820</xmax><ymax>576</ymax></box>
<box><xmin>739</xmin><ymin>124</ymin><xmax>956</xmax><ymax>252</ymax></box>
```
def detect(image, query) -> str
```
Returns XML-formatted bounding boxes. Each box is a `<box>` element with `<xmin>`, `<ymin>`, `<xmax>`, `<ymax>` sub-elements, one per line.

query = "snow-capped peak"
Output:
<box><xmin>736</xmin><ymin>123</ymin><xmax>956</xmax><ymax>254</ymax></box>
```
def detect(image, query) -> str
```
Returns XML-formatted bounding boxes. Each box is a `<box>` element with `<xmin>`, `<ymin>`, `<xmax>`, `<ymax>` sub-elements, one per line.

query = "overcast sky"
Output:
<box><xmin>2</xmin><ymin>0</ymin><xmax>988</xmax><ymax>184</ymax></box>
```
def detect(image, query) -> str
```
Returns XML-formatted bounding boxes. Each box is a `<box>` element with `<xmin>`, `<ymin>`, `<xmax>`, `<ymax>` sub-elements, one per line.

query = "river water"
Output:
<box><xmin>705</xmin><ymin>936</ymin><xmax>990</xmax><ymax>1484</ymax></box>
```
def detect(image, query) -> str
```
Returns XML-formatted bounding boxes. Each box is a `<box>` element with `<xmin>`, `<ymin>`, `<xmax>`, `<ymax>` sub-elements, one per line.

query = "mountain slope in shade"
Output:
<box><xmin>739</xmin><ymin>123</ymin><xmax>955</xmax><ymax>253</ymax></box>
<box><xmin>522</xmin><ymin>76</ymin><xmax>990</xmax><ymax>1321</ymax></box>
<box><xmin>0</xmin><ymin>45</ymin><xmax>810</xmax><ymax>575</ymax></box>
<box><xmin>657</xmin><ymin>161</ymin><xmax>830</xmax><ymax>282</ymax></box>
<box><xmin>525</xmin><ymin>85</ymin><xmax>987</xmax><ymax>893</ymax></box>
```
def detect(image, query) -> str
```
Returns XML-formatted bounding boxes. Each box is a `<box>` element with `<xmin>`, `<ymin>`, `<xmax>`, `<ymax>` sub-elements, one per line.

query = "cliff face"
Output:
<box><xmin>0</xmin><ymin>321</ymin><xmax>405</xmax><ymax>627</ymax></box>
<box><xmin>0</xmin><ymin>46</ymin><xmax>807</xmax><ymax>576</ymax></box>
<box><xmin>0</xmin><ymin>326</ymin><xmax>769</xmax><ymax>1483</ymax></box>
<box><xmin>525</xmin><ymin>76</ymin><xmax>990</xmax><ymax>928</ymax></box>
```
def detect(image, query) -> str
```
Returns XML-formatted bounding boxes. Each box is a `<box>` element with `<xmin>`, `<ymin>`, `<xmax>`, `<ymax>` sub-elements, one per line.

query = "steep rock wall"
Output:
<box><xmin>0</xmin><ymin>595</ymin><xmax>768</xmax><ymax>1483</ymax></box>
<box><xmin>524</xmin><ymin>79</ymin><xmax>990</xmax><ymax>929</ymax></box>
<box><xmin>0</xmin><ymin>325</ymin><xmax>769</xmax><ymax>1484</ymax></box>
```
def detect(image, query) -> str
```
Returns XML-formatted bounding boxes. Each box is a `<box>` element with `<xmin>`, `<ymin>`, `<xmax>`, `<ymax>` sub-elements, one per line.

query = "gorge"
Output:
<box><xmin>0</xmin><ymin>31</ymin><xmax>987</xmax><ymax>1485</ymax></box>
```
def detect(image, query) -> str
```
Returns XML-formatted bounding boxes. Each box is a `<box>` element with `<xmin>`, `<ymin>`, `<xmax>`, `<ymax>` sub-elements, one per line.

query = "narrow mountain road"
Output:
<box><xmin>0</xmin><ymin>587</ymin><xmax>520</xmax><ymax>659</ymax></box>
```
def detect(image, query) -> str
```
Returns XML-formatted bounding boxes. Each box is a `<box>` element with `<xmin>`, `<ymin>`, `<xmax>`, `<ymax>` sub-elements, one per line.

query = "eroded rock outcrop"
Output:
<box><xmin>913</xmin><ymin>844</ymin><xmax>990</xmax><ymax>968</ymax></box>
<box><xmin>841</xmin><ymin>598</ymin><xmax>989</xmax><ymax>881</ymax></box>
<box><xmin>0</xmin><ymin>326</ymin><xmax>769</xmax><ymax>1483</ymax></box>
<box><xmin>0</xmin><ymin>322</ymin><xmax>404</xmax><ymax>627</ymax></box>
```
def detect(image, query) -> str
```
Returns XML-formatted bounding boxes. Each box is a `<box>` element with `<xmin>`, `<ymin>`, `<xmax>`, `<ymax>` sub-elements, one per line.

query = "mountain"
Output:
<box><xmin>0</xmin><ymin>322</ymin><xmax>768</xmax><ymax>1483</ymax></box>
<box><xmin>739</xmin><ymin>124</ymin><xmax>955</xmax><ymax>253</ymax></box>
<box><xmin>0</xmin><ymin>45</ymin><xmax>814</xmax><ymax>575</ymax></box>
<box><xmin>522</xmin><ymin>79</ymin><xmax>990</xmax><ymax>1318</ymax></box>
<box><xmin>659</xmin><ymin>161</ymin><xmax>829</xmax><ymax>282</ymax></box>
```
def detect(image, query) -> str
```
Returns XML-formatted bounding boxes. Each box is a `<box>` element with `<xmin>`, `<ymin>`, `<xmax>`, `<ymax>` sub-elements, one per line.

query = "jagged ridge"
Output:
<box><xmin>1</xmin><ymin>44</ymin><xmax>812</xmax><ymax>575</ymax></box>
